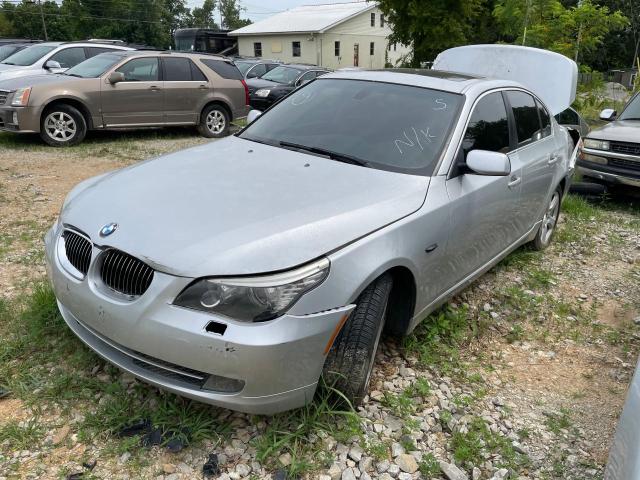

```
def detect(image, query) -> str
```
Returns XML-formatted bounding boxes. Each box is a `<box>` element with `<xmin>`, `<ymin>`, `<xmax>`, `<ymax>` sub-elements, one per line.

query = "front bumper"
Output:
<box><xmin>578</xmin><ymin>148</ymin><xmax>640</xmax><ymax>188</ymax></box>
<box><xmin>45</xmin><ymin>224</ymin><xmax>354</xmax><ymax>414</ymax></box>
<box><xmin>249</xmin><ymin>96</ymin><xmax>274</xmax><ymax>111</ymax></box>
<box><xmin>0</xmin><ymin>106</ymin><xmax>39</xmax><ymax>133</ymax></box>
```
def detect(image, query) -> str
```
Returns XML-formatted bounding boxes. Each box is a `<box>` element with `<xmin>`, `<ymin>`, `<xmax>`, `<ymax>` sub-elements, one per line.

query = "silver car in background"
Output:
<box><xmin>45</xmin><ymin>50</ymin><xmax>576</xmax><ymax>414</ymax></box>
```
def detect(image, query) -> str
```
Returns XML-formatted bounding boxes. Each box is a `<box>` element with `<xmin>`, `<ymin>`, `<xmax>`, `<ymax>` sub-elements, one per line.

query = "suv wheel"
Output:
<box><xmin>40</xmin><ymin>105</ymin><xmax>87</xmax><ymax>147</ymax></box>
<box><xmin>323</xmin><ymin>274</ymin><xmax>393</xmax><ymax>406</ymax></box>
<box><xmin>531</xmin><ymin>186</ymin><xmax>562</xmax><ymax>250</ymax></box>
<box><xmin>198</xmin><ymin>105</ymin><xmax>230</xmax><ymax>138</ymax></box>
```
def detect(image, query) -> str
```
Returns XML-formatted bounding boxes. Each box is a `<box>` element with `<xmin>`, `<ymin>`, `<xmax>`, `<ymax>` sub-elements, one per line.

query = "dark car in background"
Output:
<box><xmin>0</xmin><ymin>51</ymin><xmax>249</xmax><ymax>146</ymax></box>
<box><xmin>578</xmin><ymin>92</ymin><xmax>640</xmax><ymax>188</ymax></box>
<box><xmin>233</xmin><ymin>58</ymin><xmax>281</xmax><ymax>80</ymax></box>
<box><xmin>246</xmin><ymin>64</ymin><xmax>331</xmax><ymax>110</ymax></box>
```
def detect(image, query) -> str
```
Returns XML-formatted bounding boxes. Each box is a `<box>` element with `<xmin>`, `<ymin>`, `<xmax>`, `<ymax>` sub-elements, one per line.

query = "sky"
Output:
<box><xmin>186</xmin><ymin>0</ymin><xmax>361</xmax><ymax>23</ymax></box>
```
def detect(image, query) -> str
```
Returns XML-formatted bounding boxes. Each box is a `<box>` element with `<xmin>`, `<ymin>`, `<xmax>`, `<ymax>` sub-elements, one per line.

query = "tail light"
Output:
<box><xmin>241</xmin><ymin>80</ymin><xmax>250</xmax><ymax>106</ymax></box>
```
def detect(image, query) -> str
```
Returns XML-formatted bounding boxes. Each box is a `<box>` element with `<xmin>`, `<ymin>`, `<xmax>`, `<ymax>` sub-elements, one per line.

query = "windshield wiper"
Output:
<box><xmin>279</xmin><ymin>141</ymin><xmax>369</xmax><ymax>167</ymax></box>
<box><xmin>620</xmin><ymin>117</ymin><xmax>640</xmax><ymax>120</ymax></box>
<box><xmin>63</xmin><ymin>73</ymin><xmax>83</xmax><ymax>78</ymax></box>
<box><xmin>1</xmin><ymin>62</ymin><xmax>15</xmax><ymax>65</ymax></box>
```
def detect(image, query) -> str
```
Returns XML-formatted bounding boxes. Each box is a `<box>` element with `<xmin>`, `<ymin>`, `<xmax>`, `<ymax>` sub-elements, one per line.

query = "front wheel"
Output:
<box><xmin>40</xmin><ymin>105</ymin><xmax>87</xmax><ymax>147</ymax></box>
<box><xmin>531</xmin><ymin>186</ymin><xmax>562</xmax><ymax>250</ymax></box>
<box><xmin>198</xmin><ymin>105</ymin><xmax>230</xmax><ymax>138</ymax></box>
<box><xmin>323</xmin><ymin>274</ymin><xmax>393</xmax><ymax>406</ymax></box>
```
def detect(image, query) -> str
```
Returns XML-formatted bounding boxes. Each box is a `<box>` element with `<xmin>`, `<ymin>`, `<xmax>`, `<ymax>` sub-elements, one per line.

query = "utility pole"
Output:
<box><xmin>522</xmin><ymin>0</ymin><xmax>531</xmax><ymax>46</ymax></box>
<box><xmin>38</xmin><ymin>0</ymin><xmax>48</xmax><ymax>41</ymax></box>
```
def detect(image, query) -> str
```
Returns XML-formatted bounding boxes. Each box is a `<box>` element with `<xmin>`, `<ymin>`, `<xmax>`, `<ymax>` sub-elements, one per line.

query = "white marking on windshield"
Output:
<box><xmin>395</xmin><ymin>127</ymin><xmax>437</xmax><ymax>154</ymax></box>
<box><xmin>434</xmin><ymin>99</ymin><xmax>447</xmax><ymax>110</ymax></box>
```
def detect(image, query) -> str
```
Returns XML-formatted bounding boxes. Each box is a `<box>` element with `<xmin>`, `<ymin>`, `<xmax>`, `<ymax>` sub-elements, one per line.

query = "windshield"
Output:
<box><xmin>260</xmin><ymin>66</ymin><xmax>301</xmax><ymax>84</ymax></box>
<box><xmin>1</xmin><ymin>45</ymin><xmax>56</xmax><ymax>66</ymax></box>
<box><xmin>175</xmin><ymin>33</ymin><xmax>195</xmax><ymax>52</ymax></box>
<box><xmin>0</xmin><ymin>45</ymin><xmax>21</xmax><ymax>62</ymax></box>
<box><xmin>235</xmin><ymin>61</ymin><xmax>252</xmax><ymax>75</ymax></box>
<box><xmin>619</xmin><ymin>94</ymin><xmax>640</xmax><ymax>121</ymax></box>
<box><xmin>240</xmin><ymin>79</ymin><xmax>463</xmax><ymax>175</ymax></box>
<box><xmin>64</xmin><ymin>53</ymin><xmax>123</xmax><ymax>78</ymax></box>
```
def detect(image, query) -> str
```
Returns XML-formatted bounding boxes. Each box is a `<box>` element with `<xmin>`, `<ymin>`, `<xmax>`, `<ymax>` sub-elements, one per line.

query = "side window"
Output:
<box><xmin>200</xmin><ymin>59</ymin><xmax>243</xmax><ymax>80</ymax></box>
<box><xmin>462</xmin><ymin>92</ymin><xmax>510</xmax><ymax>159</ymax></box>
<box><xmin>86</xmin><ymin>47</ymin><xmax>114</xmax><ymax>58</ymax></box>
<box><xmin>296</xmin><ymin>71</ymin><xmax>315</xmax><ymax>86</ymax></box>
<box><xmin>190</xmin><ymin>60</ymin><xmax>207</xmax><ymax>81</ymax></box>
<box><xmin>266</xmin><ymin>63</ymin><xmax>279</xmax><ymax>72</ymax></box>
<box><xmin>50</xmin><ymin>47</ymin><xmax>87</xmax><ymax>68</ymax></box>
<box><xmin>163</xmin><ymin>57</ymin><xmax>192</xmax><ymax>81</ymax></box>
<box><xmin>536</xmin><ymin>99</ymin><xmax>552</xmax><ymax>138</ymax></box>
<box><xmin>507</xmin><ymin>91</ymin><xmax>542</xmax><ymax>146</ymax></box>
<box><xmin>116</xmin><ymin>57</ymin><xmax>159</xmax><ymax>82</ymax></box>
<box><xmin>555</xmin><ymin>108</ymin><xmax>579</xmax><ymax>126</ymax></box>
<box><xmin>247</xmin><ymin>63</ymin><xmax>266</xmax><ymax>79</ymax></box>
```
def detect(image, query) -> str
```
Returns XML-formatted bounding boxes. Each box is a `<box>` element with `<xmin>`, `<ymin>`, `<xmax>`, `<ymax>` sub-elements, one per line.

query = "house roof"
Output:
<box><xmin>229</xmin><ymin>2</ymin><xmax>375</xmax><ymax>36</ymax></box>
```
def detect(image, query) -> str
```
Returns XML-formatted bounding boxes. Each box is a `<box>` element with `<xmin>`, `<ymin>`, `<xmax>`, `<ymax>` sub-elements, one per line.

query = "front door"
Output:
<box><xmin>162</xmin><ymin>57</ymin><xmax>207</xmax><ymax>124</ymax></box>
<box><xmin>505</xmin><ymin>90</ymin><xmax>558</xmax><ymax>233</ymax></box>
<box><xmin>101</xmin><ymin>57</ymin><xmax>163</xmax><ymax>127</ymax></box>
<box><xmin>444</xmin><ymin>91</ymin><xmax>522</xmax><ymax>285</ymax></box>
<box><xmin>353</xmin><ymin>44</ymin><xmax>359</xmax><ymax>67</ymax></box>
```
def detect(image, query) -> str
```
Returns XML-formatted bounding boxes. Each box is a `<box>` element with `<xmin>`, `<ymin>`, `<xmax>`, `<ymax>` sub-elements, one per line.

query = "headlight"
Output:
<box><xmin>11</xmin><ymin>87</ymin><xmax>31</xmax><ymax>106</ymax></box>
<box><xmin>174</xmin><ymin>258</ymin><xmax>330</xmax><ymax>322</ymax></box>
<box><xmin>254</xmin><ymin>88</ymin><xmax>271</xmax><ymax>98</ymax></box>
<box><xmin>583</xmin><ymin>138</ymin><xmax>610</xmax><ymax>151</ymax></box>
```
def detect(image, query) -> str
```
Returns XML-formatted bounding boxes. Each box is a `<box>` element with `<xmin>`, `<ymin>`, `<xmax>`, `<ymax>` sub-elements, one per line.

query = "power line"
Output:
<box><xmin>0</xmin><ymin>6</ymin><xmax>168</xmax><ymax>24</ymax></box>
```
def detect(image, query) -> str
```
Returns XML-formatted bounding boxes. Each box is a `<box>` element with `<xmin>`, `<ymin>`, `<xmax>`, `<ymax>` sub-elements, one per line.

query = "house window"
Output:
<box><xmin>253</xmin><ymin>42</ymin><xmax>262</xmax><ymax>57</ymax></box>
<box><xmin>370</xmin><ymin>42</ymin><xmax>374</xmax><ymax>55</ymax></box>
<box><xmin>334</xmin><ymin>41</ymin><xmax>340</xmax><ymax>57</ymax></box>
<box><xmin>292</xmin><ymin>41</ymin><xmax>301</xmax><ymax>57</ymax></box>
<box><xmin>370</xmin><ymin>12</ymin><xmax>375</xmax><ymax>27</ymax></box>
<box><xmin>381</xmin><ymin>14</ymin><xmax>385</xmax><ymax>27</ymax></box>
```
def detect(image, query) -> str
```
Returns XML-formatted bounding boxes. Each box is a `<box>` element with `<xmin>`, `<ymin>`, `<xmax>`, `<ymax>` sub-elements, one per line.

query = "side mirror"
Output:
<box><xmin>599</xmin><ymin>108</ymin><xmax>616</xmax><ymax>121</ymax></box>
<box><xmin>466</xmin><ymin>150</ymin><xmax>511</xmax><ymax>176</ymax></box>
<box><xmin>44</xmin><ymin>60</ymin><xmax>62</xmax><ymax>70</ymax></box>
<box><xmin>247</xmin><ymin>109</ymin><xmax>262</xmax><ymax>124</ymax></box>
<box><xmin>108</xmin><ymin>71</ymin><xmax>125</xmax><ymax>84</ymax></box>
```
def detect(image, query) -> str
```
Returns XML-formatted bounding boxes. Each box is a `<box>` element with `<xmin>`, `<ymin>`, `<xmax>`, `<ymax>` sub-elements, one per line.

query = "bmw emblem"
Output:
<box><xmin>100</xmin><ymin>223</ymin><xmax>118</xmax><ymax>237</ymax></box>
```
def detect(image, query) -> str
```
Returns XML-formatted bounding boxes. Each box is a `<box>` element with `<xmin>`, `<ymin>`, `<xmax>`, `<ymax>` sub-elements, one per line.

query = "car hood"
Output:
<box><xmin>63</xmin><ymin>136</ymin><xmax>429</xmax><ymax>277</ymax></box>
<box><xmin>587</xmin><ymin>121</ymin><xmax>640</xmax><ymax>143</ymax></box>
<box><xmin>246</xmin><ymin>78</ymin><xmax>283</xmax><ymax>91</ymax></box>
<box><xmin>0</xmin><ymin>66</ymin><xmax>48</xmax><ymax>82</ymax></box>
<box><xmin>0</xmin><ymin>72</ymin><xmax>71</xmax><ymax>90</ymax></box>
<box><xmin>0</xmin><ymin>63</ymin><xmax>20</xmax><ymax>72</ymax></box>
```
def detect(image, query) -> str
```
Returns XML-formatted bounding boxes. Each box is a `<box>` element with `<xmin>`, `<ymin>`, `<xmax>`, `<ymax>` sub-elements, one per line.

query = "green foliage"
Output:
<box><xmin>219</xmin><ymin>0</ymin><xmax>251</xmax><ymax>29</ymax></box>
<box><xmin>418</xmin><ymin>452</ymin><xmax>442</xmax><ymax>478</ymax></box>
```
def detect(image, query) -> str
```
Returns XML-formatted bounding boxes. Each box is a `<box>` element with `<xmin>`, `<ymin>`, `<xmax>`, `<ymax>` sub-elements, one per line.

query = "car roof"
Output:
<box><xmin>280</xmin><ymin>64</ymin><xmax>329</xmax><ymax>71</ymax></box>
<box><xmin>323</xmin><ymin>69</ymin><xmax>521</xmax><ymax>95</ymax></box>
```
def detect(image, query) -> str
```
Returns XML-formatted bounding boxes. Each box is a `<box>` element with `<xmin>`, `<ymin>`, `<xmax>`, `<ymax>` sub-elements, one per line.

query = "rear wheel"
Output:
<box><xmin>531</xmin><ymin>186</ymin><xmax>562</xmax><ymax>250</ymax></box>
<box><xmin>40</xmin><ymin>104</ymin><xmax>86</xmax><ymax>147</ymax></box>
<box><xmin>198</xmin><ymin>104</ymin><xmax>230</xmax><ymax>138</ymax></box>
<box><xmin>323</xmin><ymin>274</ymin><xmax>393</xmax><ymax>406</ymax></box>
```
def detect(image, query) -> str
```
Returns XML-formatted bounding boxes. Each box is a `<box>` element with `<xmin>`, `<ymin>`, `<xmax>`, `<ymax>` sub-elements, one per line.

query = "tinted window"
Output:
<box><xmin>201</xmin><ymin>59</ymin><xmax>243</xmax><ymax>80</ymax></box>
<box><xmin>297</xmin><ymin>71</ymin><xmax>315</xmax><ymax>85</ymax></box>
<box><xmin>1</xmin><ymin>45</ymin><xmax>56</xmax><ymax>66</ymax></box>
<box><xmin>462</xmin><ymin>92</ymin><xmax>510</xmax><ymax>158</ymax></box>
<box><xmin>619</xmin><ymin>93</ymin><xmax>640</xmax><ymax>121</ymax></box>
<box><xmin>555</xmin><ymin>108</ymin><xmax>579</xmax><ymax>125</ymax></box>
<box><xmin>164</xmin><ymin>57</ymin><xmax>192</xmax><ymax>81</ymax></box>
<box><xmin>86</xmin><ymin>47</ymin><xmax>115</xmax><ymax>57</ymax></box>
<box><xmin>240</xmin><ymin>79</ymin><xmax>462</xmax><ymax>176</ymax></box>
<box><xmin>50</xmin><ymin>47</ymin><xmax>87</xmax><ymax>68</ymax></box>
<box><xmin>190</xmin><ymin>61</ymin><xmax>207</xmax><ymax>81</ymax></box>
<box><xmin>507</xmin><ymin>91</ymin><xmax>541</xmax><ymax>146</ymax></box>
<box><xmin>247</xmin><ymin>63</ymin><xmax>266</xmax><ymax>79</ymax></box>
<box><xmin>536</xmin><ymin>99</ymin><xmax>552</xmax><ymax>137</ymax></box>
<box><xmin>117</xmin><ymin>57</ymin><xmax>159</xmax><ymax>81</ymax></box>
<box><xmin>64</xmin><ymin>52</ymin><xmax>124</xmax><ymax>78</ymax></box>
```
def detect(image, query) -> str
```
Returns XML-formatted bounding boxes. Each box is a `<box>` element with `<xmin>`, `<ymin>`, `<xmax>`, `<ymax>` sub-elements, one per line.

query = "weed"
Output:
<box><xmin>0</xmin><ymin>417</ymin><xmax>45</xmax><ymax>450</ymax></box>
<box><xmin>418</xmin><ymin>452</ymin><xmax>441</xmax><ymax>478</ymax></box>
<box><xmin>381</xmin><ymin>390</ymin><xmax>415</xmax><ymax>418</ymax></box>
<box><xmin>545</xmin><ymin>408</ymin><xmax>572</xmax><ymax>435</ymax></box>
<box><xmin>365</xmin><ymin>439</ymin><xmax>390</xmax><ymax>461</ymax></box>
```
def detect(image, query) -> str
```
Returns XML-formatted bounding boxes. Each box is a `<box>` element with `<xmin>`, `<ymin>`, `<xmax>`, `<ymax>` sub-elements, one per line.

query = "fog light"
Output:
<box><xmin>12</xmin><ymin>112</ymin><xmax>18</xmax><ymax>125</ymax></box>
<box><xmin>581</xmin><ymin>153</ymin><xmax>607</xmax><ymax>165</ymax></box>
<box><xmin>202</xmin><ymin>374</ymin><xmax>245</xmax><ymax>393</ymax></box>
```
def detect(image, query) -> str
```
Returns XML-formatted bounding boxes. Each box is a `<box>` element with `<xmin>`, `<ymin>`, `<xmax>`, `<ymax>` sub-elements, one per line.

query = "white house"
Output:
<box><xmin>229</xmin><ymin>2</ymin><xmax>410</xmax><ymax>69</ymax></box>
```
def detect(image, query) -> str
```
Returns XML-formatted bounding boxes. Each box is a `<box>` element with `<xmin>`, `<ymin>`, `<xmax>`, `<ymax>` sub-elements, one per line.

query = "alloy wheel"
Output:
<box><xmin>44</xmin><ymin>112</ymin><xmax>77</xmax><ymax>142</ymax></box>
<box><xmin>206</xmin><ymin>110</ymin><xmax>226</xmax><ymax>135</ymax></box>
<box><xmin>540</xmin><ymin>191</ymin><xmax>560</xmax><ymax>245</ymax></box>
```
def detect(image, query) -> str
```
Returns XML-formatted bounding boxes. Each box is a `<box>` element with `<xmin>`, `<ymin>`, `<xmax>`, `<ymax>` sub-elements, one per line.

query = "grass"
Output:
<box><xmin>418</xmin><ymin>452</ymin><xmax>441</xmax><ymax>478</ymax></box>
<box><xmin>0</xmin><ymin>417</ymin><xmax>45</xmax><ymax>450</ymax></box>
<box><xmin>545</xmin><ymin>408</ymin><xmax>573</xmax><ymax>436</ymax></box>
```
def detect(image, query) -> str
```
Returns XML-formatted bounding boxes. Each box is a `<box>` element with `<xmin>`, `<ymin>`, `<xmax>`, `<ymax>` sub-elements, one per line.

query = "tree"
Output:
<box><xmin>378</xmin><ymin>0</ymin><xmax>491</xmax><ymax>65</ymax></box>
<box><xmin>189</xmin><ymin>0</ymin><xmax>217</xmax><ymax>29</ymax></box>
<box><xmin>219</xmin><ymin>0</ymin><xmax>251</xmax><ymax>29</ymax></box>
<box><xmin>493</xmin><ymin>0</ymin><xmax>628</xmax><ymax>65</ymax></box>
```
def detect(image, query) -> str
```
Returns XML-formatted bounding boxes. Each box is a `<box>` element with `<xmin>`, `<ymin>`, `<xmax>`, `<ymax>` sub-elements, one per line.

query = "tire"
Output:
<box><xmin>323</xmin><ymin>273</ymin><xmax>393</xmax><ymax>406</ymax></box>
<box><xmin>531</xmin><ymin>186</ymin><xmax>562</xmax><ymax>251</ymax></box>
<box><xmin>40</xmin><ymin>104</ymin><xmax>87</xmax><ymax>147</ymax></box>
<box><xmin>198</xmin><ymin>104</ymin><xmax>230</xmax><ymax>138</ymax></box>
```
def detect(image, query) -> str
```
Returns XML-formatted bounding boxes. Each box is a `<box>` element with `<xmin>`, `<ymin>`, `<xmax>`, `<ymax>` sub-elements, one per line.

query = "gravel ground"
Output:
<box><xmin>0</xmin><ymin>130</ymin><xmax>639</xmax><ymax>480</ymax></box>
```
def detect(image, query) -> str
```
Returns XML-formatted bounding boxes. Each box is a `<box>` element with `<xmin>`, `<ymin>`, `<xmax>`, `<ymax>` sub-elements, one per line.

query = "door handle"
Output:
<box><xmin>149</xmin><ymin>85</ymin><xmax>161</xmax><ymax>91</ymax></box>
<box><xmin>508</xmin><ymin>176</ymin><xmax>521</xmax><ymax>188</ymax></box>
<box><xmin>548</xmin><ymin>154</ymin><xmax>560</xmax><ymax>165</ymax></box>
<box><xmin>198</xmin><ymin>84</ymin><xmax>208</xmax><ymax>89</ymax></box>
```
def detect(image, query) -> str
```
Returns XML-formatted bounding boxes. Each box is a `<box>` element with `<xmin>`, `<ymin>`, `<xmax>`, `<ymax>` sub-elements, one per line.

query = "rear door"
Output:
<box><xmin>101</xmin><ymin>56</ymin><xmax>163</xmax><ymax>126</ymax></box>
<box><xmin>505</xmin><ymin>90</ymin><xmax>559</xmax><ymax>233</ymax></box>
<box><xmin>162</xmin><ymin>57</ymin><xmax>207</xmax><ymax>124</ymax></box>
<box><xmin>445</xmin><ymin>91</ymin><xmax>522</xmax><ymax>282</ymax></box>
